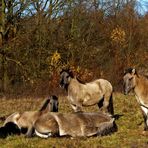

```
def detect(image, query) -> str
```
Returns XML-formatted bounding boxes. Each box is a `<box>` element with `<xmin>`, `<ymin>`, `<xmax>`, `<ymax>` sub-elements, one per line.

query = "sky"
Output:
<box><xmin>137</xmin><ymin>0</ymin><xmax>148</xmax><ymax>14</ymax></box>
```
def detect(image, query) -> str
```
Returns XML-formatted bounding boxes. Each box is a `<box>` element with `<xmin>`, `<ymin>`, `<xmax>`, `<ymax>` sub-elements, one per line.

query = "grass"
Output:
<box><xmin>0</xmin><ymin>93</ymin><xmax>148</xmax><ymax>148</ymax></box>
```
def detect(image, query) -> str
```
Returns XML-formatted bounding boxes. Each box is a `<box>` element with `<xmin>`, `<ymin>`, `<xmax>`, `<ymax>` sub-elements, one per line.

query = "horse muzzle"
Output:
<box><xmin>59</xmin><ymin>83</ymin><xmax>64</xmax><ymax>88</ymax></box>
<box><xmin>124</xmin><ymin>88</ymin><xmax>130</xmax><ymax>95</ymax></box>
<box><xmin>60</xmin><ymin>82</ymin><xmax>67</xmax><ymax>89</ymax></box>
<box><xmin>124</xmin><ymin>91</ymin><xmax>128</xmax><ymax>95</ymax></box>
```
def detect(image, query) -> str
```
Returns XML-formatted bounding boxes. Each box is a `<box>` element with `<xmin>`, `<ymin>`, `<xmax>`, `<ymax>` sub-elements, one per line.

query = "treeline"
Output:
<box><xmin>0</xmin><ymin>0</ymin><xmax>148</xmax><ymax>97</ymax></box>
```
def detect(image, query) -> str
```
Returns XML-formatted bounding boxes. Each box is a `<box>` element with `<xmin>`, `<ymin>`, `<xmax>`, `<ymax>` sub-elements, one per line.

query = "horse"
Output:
<box><xmin>123</xmin><ymin>68</ymin><xmax>148</xmax><ymax>130</ymax></box>
<box><xmin>3</xmin><ymin>95</ymin><xmax>59</xmax><ymax>137</ymax></box>
<box><xmin>34</xmin><ymin>111</ymin><xmax>117</xmax><ymax>138</ymax></box>
<box><xmin>60</xmin><ymin>69</ymin><xmax>114</xmax><ymax>115</ymax></box>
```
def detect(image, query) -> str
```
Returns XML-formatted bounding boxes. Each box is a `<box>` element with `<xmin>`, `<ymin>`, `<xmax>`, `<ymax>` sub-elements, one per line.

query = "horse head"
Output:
<box><xmin>123</xmin><ymin>68</ymin><xmax>138</xmax><ymax>95</ymax></box>
<box><xmin>49</xmin><ymin>95</ymin><xmax>59</xmax><ymax>112</ymax></box>
<box><xmin>60</xmin><ymin>69</ymin><xmax>74</xmax><ymax>90</ymax></box>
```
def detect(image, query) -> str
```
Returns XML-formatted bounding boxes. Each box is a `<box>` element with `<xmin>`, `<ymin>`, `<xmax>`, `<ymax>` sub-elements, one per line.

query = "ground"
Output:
<box><xmin>0</xmin><ymin>93</ymin><xmax>148</xmax><ymax>148</ymax></box>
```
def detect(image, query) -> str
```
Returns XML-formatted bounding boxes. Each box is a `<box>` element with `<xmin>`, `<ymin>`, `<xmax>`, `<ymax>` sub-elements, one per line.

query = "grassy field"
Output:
<box><xmin>0</xmin><ymin>93</ymin><xmax>148</xmax><ymax>148</ymax></box>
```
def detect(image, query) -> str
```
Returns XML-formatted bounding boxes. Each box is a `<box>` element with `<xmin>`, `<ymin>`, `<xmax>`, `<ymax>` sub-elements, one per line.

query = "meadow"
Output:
<box><xmin>0</xmin><ymin>93</ymin><xmax>148</xmax><ymax>148</ymax></box>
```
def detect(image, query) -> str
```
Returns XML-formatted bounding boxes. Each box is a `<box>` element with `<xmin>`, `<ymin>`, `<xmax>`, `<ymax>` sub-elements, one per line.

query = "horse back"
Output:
<box><xmin>17</xmin><ymin>111</ymin><xmax>39</xmax><ymax>127</ymax></box>
<box><xmin>52</xmin><ymin>112</ymin><xmax>115</xmax><ymax>137</ymax></box>
<box><xmin>94</xmin><ymin>79</ymin><xmax>113</xmax><ymax>94</ymax></box>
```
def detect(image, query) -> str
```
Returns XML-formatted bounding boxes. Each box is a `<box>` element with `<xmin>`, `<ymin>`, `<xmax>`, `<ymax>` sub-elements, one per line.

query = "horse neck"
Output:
<box><xmin>71</xmin><ymin>76</ymin><xmax>85</xmax><ymax>85</ymax></box>
<box><xmin>134</xmin><ymin>75</ymin><xmax>148</xmax><ymax>97</ymax></box>
<box><xmin>69</xmin><ymin>77</ymin><xmax>83</xmax><ymax>90</ymax></box>
<box><xmin>68</xmin><ymin>78</ymin><xmax>86</xmax><ymax>98</ymax></box>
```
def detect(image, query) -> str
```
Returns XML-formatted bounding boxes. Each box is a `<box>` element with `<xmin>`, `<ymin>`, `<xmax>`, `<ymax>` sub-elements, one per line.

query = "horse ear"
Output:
<box><xmin>124</xmin><ymin>69</ymin><xmax>126</xmax><ymax>75</ymax></box>
<box><xmin>132</xmin><ymin>68</ymin><xmax>139</xmax><ymax>77</ymax></box>
<box><xmin>132</xmin><ymin>68</ymin><xmax>136</xmax><ymax>74</ymax></box>
<box><xmin>68</xmin><ymin>69</ymin><xmax>74</xmax><ymax>78</ymax></box>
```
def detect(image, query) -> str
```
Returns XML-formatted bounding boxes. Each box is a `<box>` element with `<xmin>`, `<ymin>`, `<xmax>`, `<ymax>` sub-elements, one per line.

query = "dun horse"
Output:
<box><xmin>34</xmin><ymin>112</ymin><xmax>117</xmax><ymax>138</ymax></box>
<box><xmin>4</xmin><ymin>95</ymin><xmax>59</xmax><ymax>137</ymax></box>
<box><xmin>60</xmin><ymin>69</ymin><xmax>114</xmax><ymax>115</ymax></box>
<box><xmin>123</xmin><ymin>68</ymin><xmax>148</xmax><ymax>130</ymax></box>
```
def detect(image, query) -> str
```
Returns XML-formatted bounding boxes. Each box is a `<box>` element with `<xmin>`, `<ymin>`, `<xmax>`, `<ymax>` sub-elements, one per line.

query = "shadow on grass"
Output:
<box><xmin>113</xmin><ymin>114</ymin><xmax>124</xmax><ymax>120</ymax></box>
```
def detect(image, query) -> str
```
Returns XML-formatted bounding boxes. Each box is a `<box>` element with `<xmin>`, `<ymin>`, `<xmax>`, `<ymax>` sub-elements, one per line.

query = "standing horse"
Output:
<box><xmin>34</xmin><ymin>112</ymin><xmax>117</xmax><ymax>138</ymax></box>
<box><xmin>4</xmin><ymin>95</ymin><xmax>59</xmax><ymax>137</ymax></box>
<box><xmin>60</xmin><ymin>69</ymin><xmax>114</xmax><ymax>115</ymax></box>
<box><xmin>123</xmin><ymin>68</ymin><xmax>148</xmax><ymax>130</ymax></box>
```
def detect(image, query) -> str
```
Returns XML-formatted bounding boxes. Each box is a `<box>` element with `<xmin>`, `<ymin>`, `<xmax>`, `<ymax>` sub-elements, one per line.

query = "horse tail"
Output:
<box><xmin>108</xmin><ymin>93</ymin><xmax>114</xmax><ymax>116</ymax></box>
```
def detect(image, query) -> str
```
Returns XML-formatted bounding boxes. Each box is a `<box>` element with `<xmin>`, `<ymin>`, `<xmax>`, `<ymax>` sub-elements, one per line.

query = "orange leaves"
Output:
<box><xmin>111</xmin><ymin>27</ymin><xmax>126</xmax><ymax>46</ymax></box>
<box><xmin>49</xmin><ymin>51</ymin><xmax>63</xmax><ymax>72</ymax></box>
<box><xmin>51</xmin><ymin>51</ymin><xmax>61</xmax><ymax>68</ymax></box>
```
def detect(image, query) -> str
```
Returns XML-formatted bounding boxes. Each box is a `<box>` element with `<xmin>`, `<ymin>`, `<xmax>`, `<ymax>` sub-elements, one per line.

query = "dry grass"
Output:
<box><xmin>0</xmin><ymin>93</ymin><xmax>148</xmax><ymax>148</ymax></box>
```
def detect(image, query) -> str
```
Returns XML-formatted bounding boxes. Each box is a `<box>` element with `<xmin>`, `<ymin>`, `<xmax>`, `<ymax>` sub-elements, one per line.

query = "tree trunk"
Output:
<box><xmin>0</xmin><ymin>0</ymin><xmax>8</xmax><ymax>93</ymax></box>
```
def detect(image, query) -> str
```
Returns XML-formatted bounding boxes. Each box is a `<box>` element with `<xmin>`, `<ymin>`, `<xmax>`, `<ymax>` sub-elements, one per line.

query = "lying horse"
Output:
<box><xmin>34</xmin><ymin>112</ymin><xmax>117</xmax><ymax>138</ymax></box>
<box><xmin>60</xmin><ymin>69</ymin><xmax>114</xmax><ymax>115</ymax></box>
<box><xmin>123</xmin><ymin>68</ymin><xmax>148</xmax><ymax>130</ymax></box>
<box><xmin>4</xmin><ymin>95</ymin><xmax>59</xmax><ymax>137</ymax></box>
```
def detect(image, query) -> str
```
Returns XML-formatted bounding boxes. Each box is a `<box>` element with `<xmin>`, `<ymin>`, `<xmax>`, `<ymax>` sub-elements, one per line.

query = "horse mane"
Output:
<box><xmin>124</xmin><ymin>68</ymin><xmax>148</xmax><ymax>80</ymax></box>
<box><xmin>124</xmin><ymin>68</ymin><xmax>136</xmax><ymax>75</ymax></box>
<box><xmin>76</xmin><ymin>77</ymin><xmax>86</xmax><ymax>84</ymax></box>
<box><xmin>124</xmin><ymin>68</ymin><xmax>132</xmax><ymax>74</ymax></box>
<box><xmin>39</xmin><ymin>98</ymin><xmax>50</xmax><ymax>112</ymax></box>
<box><xmin>124</xmin><ymin>67</ymin><xmax>140</xmax><ymax>77</ymax></box>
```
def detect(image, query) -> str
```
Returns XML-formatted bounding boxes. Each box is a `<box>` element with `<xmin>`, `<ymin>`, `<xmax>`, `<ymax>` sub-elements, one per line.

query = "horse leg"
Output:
<box><xmin>141</xmin><ymin>106</ymin><xmax>148</xmax><ymax>131</ymax></box>
<box><xmin>25</xmin><ymin>126</ymin><xmax>34</xmax><ymax>138</ymax></box>
<box><xmin>143</xmin><ymin>114</ymin><xmax>148</xmax><ymax>131</ymax></box>
<box><xmin>101</xmin><ymin>93</ymin><xmax>113</xmax><ymax>115</ymax></box>
<box><xmin>107</xmin><ymin>93</ymin><xmax>114</xmax><ymax>115</ymax></box>
<box><xmin>97</xmin><ymin>97</ymin><xmax>104</xmax><ymax>110</ymax></box>
<box><xmin>98</xmin><ymin>97</ymin><xmax>104</xmax><ymax>111</ymax></box>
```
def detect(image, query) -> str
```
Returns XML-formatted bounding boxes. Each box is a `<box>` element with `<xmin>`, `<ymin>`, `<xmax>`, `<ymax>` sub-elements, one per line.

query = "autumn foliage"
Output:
<box><xmin>0</xmin><ymin>0</ymin><xmax>148</xmax><ymax>97</ymax></box>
